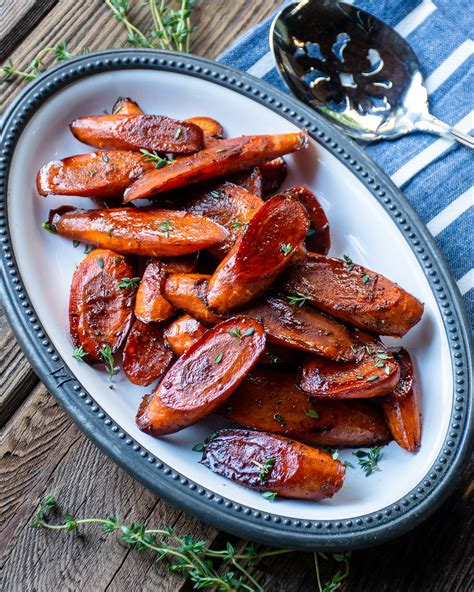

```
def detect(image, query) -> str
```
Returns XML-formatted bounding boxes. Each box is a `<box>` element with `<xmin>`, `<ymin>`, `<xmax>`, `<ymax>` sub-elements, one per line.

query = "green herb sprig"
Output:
<box><xmin>99</xmin><ymin>343</ymin><xmax>119</xmax><ymax>382</ymax></box>
<box><xmin>31</xmin><ymin>494</ymin><xmax>351</xmax><ymax>592</ymax></box>
<box><xmin>287</xmin><ymin>292</ymin><xmax>312</xmax><ymax>307</ymax></box>
<box><xmin>2</xmin><ymin>2</ymin><xmax>197</xmax><ymax>84</ymax></box>
<box><xmin>353</xmin><ymin>447</ymin><xmax>383</xmax><ymax>477</ymax></box>
<box><xmin>118</xmin><ymin>277</ymin><xmax>141</xmax><ymax>290</ymax></box>
<box><xmin>139</xmin><ymin>149</ymin><xmax>175</xmax><ymax>169</ymax></box>
<box><xmin>250</xmin><ymin>457</ymin><xmax>275</xmax><ymax>484</ymax></box>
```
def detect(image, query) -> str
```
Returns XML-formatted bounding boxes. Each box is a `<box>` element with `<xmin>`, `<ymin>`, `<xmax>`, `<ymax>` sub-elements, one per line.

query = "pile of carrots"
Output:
<box><xmin>37</xmin><ymin>97</ymin><xmax>424</xmax><ymax>502</ymax></box>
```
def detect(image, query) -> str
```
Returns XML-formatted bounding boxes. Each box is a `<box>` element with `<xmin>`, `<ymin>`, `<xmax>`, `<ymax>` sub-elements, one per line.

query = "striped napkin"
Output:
<box><xmin>219</xmin><ymin>0</ymin><xmax>473</xmax><ymax>324</ymax></box>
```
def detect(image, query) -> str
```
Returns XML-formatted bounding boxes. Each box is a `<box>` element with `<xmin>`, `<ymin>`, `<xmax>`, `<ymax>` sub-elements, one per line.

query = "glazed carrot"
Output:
<box><xmin>243</xmin><ymin>294</ymin><xmax>357</xmax><ymax>361</ymax></box>
<box><xmin>136</xmin><ymin>317</ymin><xmax>265</xmax><ymax>436</ymax></box>
<box><xmin>181</xmin><ymin>182</ymin><xmax>263</xmax><ymax>257</ymax></box>
<box><xmin>122</xmin><ymin>319</ymin><xmax>174</xmax><ymax>386</ymax></box>
<box><xmin>69</xmin><ymin>249</ymin><xmax>135</xmax><ymax>362</ymax></box>
<box><xmin>112</xmin><ymin>96</ymin><xmax>144</xmax><ymax>116</ymax></box>
<box><xmin>164</xmin><ymin>273</ymin><xmax>221</xmax><ymax>325</ymax></box>
<box><xmin>283</xmin><ymin>253</ymin><xmax>424</xmax><ymax>337</ymax></box>
<box><xmin>220</xmin><ymin>367</ymin><xmax>392</xmax><ymax>447</ymax></box>
<box><xmin>201</xmin><ymin>429</ymin><xmax>345</xmax><ymax>501</ymax></box>
<box><xmin>280</xmin><ymin>186</ymin><xmax>330</xmax><ymax>254</ymax></box>
<box><xmin>164</xmin><ymin>314</ymin><xmax>207</xmax><ymax>356</ymax></box>
<box><xmin>259</xmin><ymin>157</ymin><xmax>287</xmax><ymax>195</ymax></box>
<box><xmin>123</xmin><ymin>132</ymin><xmax>308</xmax><ymax>201</ymax></box>
<box><xmin>382</xmin><ymin>348</ymin><xmax>422</xmax><ymax>452</ymax></box>
<box><xmin>298</xmin><ymin>330</ymin><xmax>400</xmax><ymax>399</ymax></box>
<box><xmin>36</xmin><ymin>151</ymin><xmax>154</xmax><ymax>198</ymax></box>
<box><xmin>135</xmin><ymin>255</ymin><xmax>198</xmax><ymax>323</ymax></box>
<box><xmin>48</xmin><ymin>207</ymin><xmax>227</xmax><ymax>257</ymax></box>
<box><xmin>185</xmin><ymin>116</ymin><xmax>224</xmax><ymax>140</ymax></box>
<box><xmin>230</xmin><ymin>167</ymin><xmax>263</xmax><ymax>198</ymax></box>
<box><xmin>207</xmin><ymin>195</ymin><xmax>309</xmax><ymax>313</ymax></box>
<box><xmin>70</xmin><ymin>114</ymin><xmax>204</xmax><ymax>153</ymax></box>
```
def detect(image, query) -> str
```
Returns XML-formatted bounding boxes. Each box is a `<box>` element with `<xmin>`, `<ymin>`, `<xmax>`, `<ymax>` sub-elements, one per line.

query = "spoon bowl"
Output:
<box><xmin>271</xmin><ymin>0</ymin><xmax>473</xmax><ymax>147</ymax></box>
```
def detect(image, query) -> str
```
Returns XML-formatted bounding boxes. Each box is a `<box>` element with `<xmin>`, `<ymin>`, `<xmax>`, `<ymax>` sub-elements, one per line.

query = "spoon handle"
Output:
<box><xmin>414</xmin><ymin>114</ymin><xmax>474</xmax><ymax>149</ymax></box>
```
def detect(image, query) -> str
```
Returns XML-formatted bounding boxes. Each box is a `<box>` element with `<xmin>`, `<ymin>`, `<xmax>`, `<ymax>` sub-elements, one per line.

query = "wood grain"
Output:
<box><xmin>0</xmin><ymin>1</ymin><xmax>472</xmax><ymax>591</ymax></box>
<box><xmin>0</xmin><ymin>306</ymin><xmax>38</xmax><ymax>427</ymax></box>
<box><xmin>0</xmin><ymin>0</ymin><xmax>58</xmax><ymax>61</ymax></box>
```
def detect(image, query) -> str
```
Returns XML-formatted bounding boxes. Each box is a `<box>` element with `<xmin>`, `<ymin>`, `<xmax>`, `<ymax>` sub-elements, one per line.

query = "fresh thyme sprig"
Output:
<box><xmin>31</xmin><ymin>495</ymin><xmax>351</xmax><ymax>592</ymax></box>
<box><xmin>118</xmin><ymin>277</ymin><xmax>141</xmax><ymax>290</ymax></box>
<box><xmin>353</xmin><ymin>447</ymin><xmax>383</xmax><ymax>477</ymax></box>
<box><xmin>139</xmin><ymin>149</ymin><xmax>175</xmax><ymax>169</ymax></box>
<box><xmin>287</xmin><ymin>291</ymin><xmax>312</xmax><ymax>307</ymax></box>
<box><xmin>2</xmin><ymin>2</ymin><xmax>197</xmax><ymax>84</ymax></box>
<box><xmin>2</xmin><ymin>43</ymin><xmax>81</xmax><ymax>83</ymax></box>
<box><xmin>99</xmin><ymin>343</ymin><xmax>119</xmax><ymax>381</ymax></box>
<box><xmin>250</xmin><ymin>457</ymin><xmax>275</xmax><ymax>484</ymax></box>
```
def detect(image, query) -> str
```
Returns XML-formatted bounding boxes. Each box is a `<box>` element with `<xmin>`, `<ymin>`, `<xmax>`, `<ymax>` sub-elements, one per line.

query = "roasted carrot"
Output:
<box><xmin>201</xmin><ymin>429</ymin><xmax>345</xmax><ymax>501</ymax></box>
<box><xmin>136</xmin><ymin>317</ymin><xmax>265</xmax><ymax>436</ymax></box>
<box><xmin>135</xmin><ymin>255</ymin><xmax>198</xmax><ymax>323</ymax></box>
<box><xmin>243</xmin><ymin>294</ymin><xmax>357</xmax><ymax>361</ymax></box>
<box><xmin>70</xmin><ymin>114</ymin><xmax>204</xmax><ymax>153</ymax></box>
<box><xmin>112</xmin><ymin>96</ymin><xmax>144</xmax><ymax>116</ymax></box>
<box><xmin>185</xmin><ymin>116</ymin><xmax>224</xmax><ymax>140</ymax></box>
<box><xmin>123</xmin><ymin>132</ymin><xmax>308</xmax><ymax>201</ymax></box>
<box><xmin>123</xmin><ymin>319</ymin><xmax>174</xmax><ymax>386</ymax></box>
<box><xmin>69</xmin><ymin>249</ymin><xmax>135</xmax><ymax>362</ymax></box>
<box><xmin>220</xmin><ymin>367</ymin><xmax>392</xmax><ymax>447</ymax></box>
<box><xmin>36</xmin><ymin>151</ymin><xmax>154</xmax><ymax>198</ymax></box>
<box><xmin>181</xmin><ymin>182</ymin><xmax>263</xmax><ymax>257</ymax></box>
<box><xmin>382</xmin><ymin>348</ymin><xmax>422</xmax><ymax>452</ymax></box>
<box><xmin>259</xmin><ymin>157</ymin><xmax>287</xmax><ymax>195</ymax></box>
<box><xmin>48</xmin><ymin>207</ymin><xmax>227</xmax><ymax>257</ymax></box>
<box><xmin>298</xmin><ymin>330</ymin><xmax>400</xmax><ymax>399</ymax></box>
<box><xmin>164</xmin><ymin>314</ymin><xmax>207</xmax><ymax>356</ymax></box>
<box><xmin>207</xmin><ymin>195</ymin><xmax>309</xmax><ymax>313</ymax></box>
<box><xmin>164</xmin><ymin>273</ymin><xmax>221</xmax><ymax>324</ymax></box>
<box><xmin>230</xmin><ymin>167</ymin><xmax>263</xmax><ymax>198</ymax></box>
<box><xmin>280</xmin><ymin>186</ymin><xmax>330</xmax><ymax>254</ymax></box>
<box><xmin>283</xmin><ymin>253</ymin><xmax>424</xmax><ymax>337</ymax></box>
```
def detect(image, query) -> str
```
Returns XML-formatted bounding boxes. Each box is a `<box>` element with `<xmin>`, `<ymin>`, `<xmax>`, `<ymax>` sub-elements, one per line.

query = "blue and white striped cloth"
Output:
<box><xmin>219</xmin><ymin>0</ymin><xmax>474</xmax><ymax>324</ymax></box>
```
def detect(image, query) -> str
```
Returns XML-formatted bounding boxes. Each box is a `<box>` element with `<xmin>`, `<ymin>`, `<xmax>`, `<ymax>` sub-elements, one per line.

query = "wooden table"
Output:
<box><xmin>0</xmin><ymin>2</ymin><xmax>471</xmax><ymax>590</ymax></box>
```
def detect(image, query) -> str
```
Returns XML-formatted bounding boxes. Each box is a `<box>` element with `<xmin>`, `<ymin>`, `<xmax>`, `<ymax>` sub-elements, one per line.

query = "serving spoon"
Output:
<box><xmin>270</xmin><ymin>0</ymin><xmax>473</xmax><ymax>148</ymax></box>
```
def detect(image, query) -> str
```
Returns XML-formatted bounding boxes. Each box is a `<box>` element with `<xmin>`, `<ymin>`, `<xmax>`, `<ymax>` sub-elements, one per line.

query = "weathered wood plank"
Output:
<box><xmin>0</xmin><ymin>305</ymin><xmax>38</xmax><ymax>427</ymax></box>
<box><xmin>0</xmin><ymin>0</ymin><xmax>58</xmax><ymax>61</ymax></box>
<box><xmin>0</xmin><ymin>0</ymin><xmax>280</xmax><ymax>112</ymax></box>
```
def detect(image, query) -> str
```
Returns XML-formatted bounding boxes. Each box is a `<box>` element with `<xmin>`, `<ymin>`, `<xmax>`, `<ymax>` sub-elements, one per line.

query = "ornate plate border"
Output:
<box><xmin>0</xmin><ymin>50</ymin><xmax>472</xmax><ymax>551</ymax></box>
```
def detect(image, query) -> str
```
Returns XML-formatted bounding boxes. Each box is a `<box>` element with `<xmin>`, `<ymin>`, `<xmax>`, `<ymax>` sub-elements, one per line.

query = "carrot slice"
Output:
<box><xmin>207</xmin><ymin>195</ymin><xmax>309</xmax><ymax>313</ymax></box>
<box><xmin>231</xmin><ymin>167</ymin><xmax>263</xmax><ymax>198</ymax></box>
<box><xmin>123</xmin><ymin>319</ymin><xmax>174</xmax><ymax>386</ymax></box>
<box><xmin>181</xmin><ymin>182</ymin><xmax>263</xmax><ymax>257</ymax></box>
<box><xmin>280</xmin><ymin>186</ymin><xmax>330</xmax><ymax>254</ymax></box>
<box><xmin>382</xmin><ymin>348</ymin><xmax>422</xmax><ymax>452</ymax></box>
<box><xmin>259</xmin><ymin>157</ymin><xmax>287</xmax><ymax>195</ymax></box>
<box><xmin>185</xmin><ymin>116</ymin><xmax>224</xmax><ymax>140</ymax></box>
<box><xmin>243</xmin><ymin>294</ymin><xmax>357</xmax><ymax>361</ymax></box>
<box><xmin>48</xmin><ymin>207</ymin><xmax>227</xmax><ymax>257</ymax></box>
<box><xmin>221</xmin><ymin>367</ymin><xmax>392</xmax><ymax>447</ymax></box>
<box><xmin>123</xmin><ymin>132</ymin><xmax>307</xmax><ymax>201</ymax></box>
<box><xmin>201</xmin><ymin>429</ymin><xmax>345</xmax><ymax>501</ymax></box>
<box><xmin>112</xmin><ymin>96</ymin><xmax>144</xmax><ymax>116</ymax></box>
<box><xmin>136</xmin><ymin>317</ymin><xmax>265</xmax><ymax>436</ymax></box>
<box><xmin>283</xmin><ymin>253</ymin><xmax>424</xmax><ymax>337</ymax></box>
<box><xmin>36</xmin><ymin>151</ymin><xmax>154</xmax><ymax>198</ymax></box>
<box><xmin>298</xmin><ymin>330</ymin><xmax>400</xmax><ymax>399</ymax></box>
<box><xmin>70</xmin><ymin>114</ymin><xmax>204</xmax><ymax>153</ymax></box>
<box><xmin>164</xmin><ymin>314</ymin><xmax>207</xmax><ymax>356</ymax></box>
<box><xmin>69</xmin><ymin>249</ymin><xmax>135</xmax><ymax>362</ymax></box>
<box><xmin>135</xmin><ymin>255</ymin><xmax>198</xmax><ymax>323</ymax></box>
<box><xmin>164</xmin><ymin>273</ymin><xmax>222</xmax><ymax>325</ymax></box>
